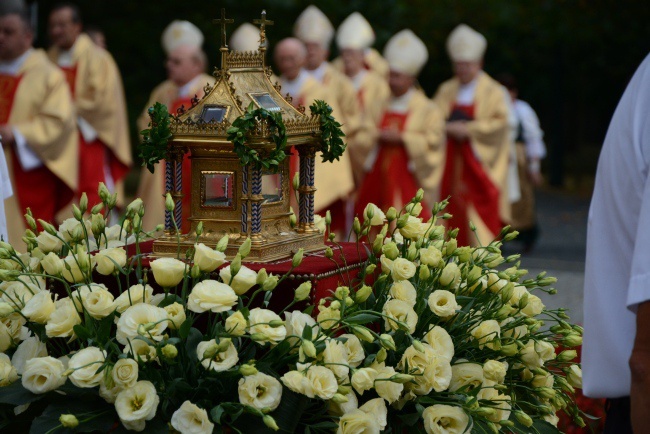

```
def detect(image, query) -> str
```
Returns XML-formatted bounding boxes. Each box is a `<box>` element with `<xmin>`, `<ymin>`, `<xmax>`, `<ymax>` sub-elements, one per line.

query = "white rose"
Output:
<box><xmin>219</xmin><ymin>265</ymin><xmax>257</xmax><ymax>295</ymax></box>
<box><xmin>0</xmin><ymin>314</ymin><xmax>23</xmax><ymax>351</ymax></box>
<box><xmin>439</xmin><ymin>262</ymin><xmax>461</xmax><ymax>288</ymax></box>
<box><xmin>382</xmin><ymin>299</ymin><xmax>418</xmax><ymax>333</ymax></box>
<box><xmin>45</xmin><ymin>298</ymin><xmax>81</xmax><ymax>339</ymax></box>
<box><xmin>306</xmin><ymin>365</ymin><xmax>338</xmax><ymax>400</ymax></box>
<box><xmin>428</xmin><ymin>290</ymin><xmax>460</xmax><ymax>318</ymax></box>
<box><xmin>36</xmin><ymin>231</ymin><xmax>63</xmax><ymax>253</ymax></box>
<box><xmin>281</xmin><ymin>370</ymin><xmax>313</xmax><ymax>397</ymax></box>
<box><xmin>374</xmin><ymin>364</ymin><xmax>403</xmax><ymax>403</ymax></box>
<box><xmin>187</xmin><ymin>280</ymin><xmax>237</xmax><ymax>314</ymax></box>
<box><xmin>71</xmin><ymin>284</ymin><xmax>105</xmax><ymax>312</ymax></box>
<box><xmin>423</xmin><ymin>355</ymin><xmax>453</xmax><ymax>393</ymax></box>
<box><xmin>105</xmin><ymin>224</ymin><xmax>129</xmax><ymax>241</ymax></box>
<box><xmin>419</xmin><ymin>246</ymin><xmax>442</xmax><ymax>267</ymax></box>
<box><xmin>389</xmin><ymin>280</ymin><xmax>417</xmax><ymax>307</ymax></box>
<box><xmin>567</xmin><ymin>365</ymin><xmax>582</xmax><ymax>388</ymax></box>
<box><xmin>470</xmin><ymin>320</ymin><xmax>501</xmax><ymax>350</ymax></box>
<box><xmin>316</xmin><ymin>306</ymin><xmax>341</xmax><ymax>330</ymax></box>
<box><xmin>329</xmin><ymin>389</ymin><xmax>358</xmax><ymax>417</ymax></box>
<box><xmin>358</xmin><ymin>398</ymin><xmax>387</xmax><ymax>430</ymax></box>
<box><xmin>422</xmin><ymin>404</ymin><xmax>470</xmax><ymax>434</ymax></box>
<box><xmin>99</xmin><ymin>376</ymin><xmax>122</xmax><ymax>404</ymax></box>
<box><xmin>115</xmin><ymin>380</ymin><xmax>159</xmax><ymax>432</ymax></box>
<box><xmin>522</xmin><ymin>294</ymin><xmax>545</xmax><ymax>317</ymax></box>
<box><xmin>112</xmin><ymin>358</ymin><xmax>139</xmax><ymax>389</ymax></box>
<box><xmin>58</xmin><ymin>218</ymin><xmax>91</xmax><ymax>242</ymax></box>
<box><xmin>238</xmin><ymin>372</ymin><xmax>282</xmax><ymax>411</ymax></box>
<box><xmin>114</xmin><ymin>284</ymin><xmax>154</xmax><ymax>313</ymax></box>
<box><xmin>323</xmin><ymin>339</ymin><xmax>349</xmax><ymax>380</ymax></box>
<box><xmin>340</xmin><ymin>334</ymin><xmax>364</xmax><ymax>368</ymax></box>
<box><xmin>1</xmin><ymin>281</ymin><xmax>40</xmax><ymax>309</ymax></box>
<box><xmin>171</xmin><ymin>401</ymin><xmax>215</xmax><ymax>434</ymax></box>
<box><xmin>150</xmin><ymin>257</ymin><xmax>186</xmax><ymax>288</ymax></box>
<box><xmin>0</xmin><ymin>353</ymin><xmax>17</xmax><ymax>386</ymax></box>
<box><xmin>284</xmin><ymin>310</ymin><xmax>318</xmax><ymax>344</ymax></box>
<box><xmin>69</xmin><ymin>347</ymin><xmax>106</xmax><ymax>388</ymax></box>
<box><xmin>391</xmin><ymin>258</ymin><xmax>416</xmax><ymax>281</ymax></box>
<box><xmin>21</xmin><ymin>356</ymin><xmax>66</xmax><ymax>394</ymax></box>
<box><xmin>197</xmin><ymin>339</ymin><xmax>238</xmax><ymax>372</ymax></box>
<box><xmin>351</xmin><ymin>367</ymin><xmax>378</xmax><ymax>395</ymax></box>
<box><xmin>336</xmin><ymin>409</ymin><xmax>380</xmax><ymax>434</ymax></box>
<box><xmin>536</xmin><ymin>340</ymin><xmax>556</xmax><ymax>362</ymax></box>
<box><xmin>543</xmin><ymin>413</ymin><xmax>560</xmax><ymax>427</ymax></box>
<box><xmin>225</xmin><ymin>311</ymin><xmax>247</xmax><ymax>336</ymax></box>
<box><xmin>11</xmin><ymin>336</ymin><xmax>47</xmax><ymax>374</ymax></box>
<box><xmin>313</xmin><ymin>214</ymin><xmax>327</xmax><ymax>233</ymax></box>
<box><xmin>193</xmin><ymin>243</ymin><xmax>226</xmax><ymax>273</ymax></box>
<box><xmin>84</xmin><ymin>287</ymin><xmax>116</xmax><ymax>319</ymax></box>
<box><xmin>94</xmin><ymin>247</ymin><xmax>127</xmax><ymax>275</ymax></box>
<box><xmin>22</xmin><ymin>290</ymin><xmax>55</xmax><ymax>324</ymax></box>
<box><xmin>164</xmin><ymin>302</ymin><xmax>186</xmax><ymax>330</ymax></box>
<box><xmin>477</xmin><ymin>388</ymin><xmax>511</xmax><ymax>422</ymax></box>
<box><xmin>449</xmin><ymin>363</ymin><xmax>484</xmax><ymax>392</ymax></box>
<box><xmin>400</xmin><ymin>216</ymin><xmax>424</xmax><ymax>240</ymax></box>
<box><xmin>248</xmin><ymin>308</ymin><xmax>286</xmax><ymax>344</ymax></box>
<box><xmin>41</xmin><ymin>252</ymin><xmax>64</xmax><ymax>275</ymax></box>
<box><xmin>116</xmin><ymin>304</ymin><xmax>168</xmax><ymax>345</ymax></box>
<box><xmin>520</xmin><ymin>340</ymin><xmax>544</xmax><ymax>369</ymax></box>
<box><xmin>363</xmin><ymin>203</ymin><xmax>386</xmax><ymax>226</ymax></box>
<box><xmin>380</xmin><ymin>255</ymin><xmax>393</xmax><ymax>274</ymax></box>
<box><xmin>531</xmin><ymin>371</ymin><xmax>554</xmax><ymax>388</ymax></box>
<box><xmin>123</xmin><ymin>339</ymin><xmax>158</xmax><ymax>363</ymax></box>
<box><xmin>423</xmin><ymin>326</ymin><xmax>455</xmax><ymax>362</ymax></box>
<box><xmin>508</xmin><ymin>285</ymin><xmax>529</xmax><ymax>306</ymax></box>
<box><xmin>61</xmin><ymin>254</ymin><xmax>87</xmax><ymax>283</ymax></box>
<box><xmin>483</xmin><ymin>360</ymin><xmax>508</xmax><ymax>384</ymax></box>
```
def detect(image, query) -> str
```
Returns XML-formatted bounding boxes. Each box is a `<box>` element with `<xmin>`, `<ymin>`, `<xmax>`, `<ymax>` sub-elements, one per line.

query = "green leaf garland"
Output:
<box><xmin>309</xmin><ymin>99</ymin><xmax>347</xmax><ymax>163</ymax></box>
<box><xmin>139</xmin><ymin>102</ymin><xmax>172</xmax><ymax>174</ymax></box>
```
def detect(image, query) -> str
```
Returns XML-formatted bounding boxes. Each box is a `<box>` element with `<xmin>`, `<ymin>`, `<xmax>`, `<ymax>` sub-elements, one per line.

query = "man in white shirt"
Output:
<box><xmin>583</xmin><ymin>53</ymin><xmax>650</xmax><ymax>434</ymax></box>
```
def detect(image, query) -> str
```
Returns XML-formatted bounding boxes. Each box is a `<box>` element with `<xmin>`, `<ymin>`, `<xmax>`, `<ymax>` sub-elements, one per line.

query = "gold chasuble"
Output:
<box><xmin>3</xmin><ymin>50</ymin><xmax>78</xmax><ymax>247</ymax></box>
<box><xmin>433</xmin><ymin>71</ymin><xmax>512</xmax><ymax>243</ymax></box>
<box><xmin>348</xmin><ymin>70</ymin><xmax>391</xmax><ymax>185</ymax></box>
<box><xmin>47</xmin><ymin>34</ymin><xmax>132</xmax><ymax>206</ymax></box>
<box><xmin>136</xmin><ymin>73</ymin><xmax>216</xmax><ymax>231</ymax></box>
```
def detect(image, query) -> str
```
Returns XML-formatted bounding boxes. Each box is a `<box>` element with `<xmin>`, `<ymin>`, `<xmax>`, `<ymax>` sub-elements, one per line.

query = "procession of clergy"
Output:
<box><xmin>0</xmin><ymin>4</ymin><xmax>547</xmax><ymax>249</ymax></box>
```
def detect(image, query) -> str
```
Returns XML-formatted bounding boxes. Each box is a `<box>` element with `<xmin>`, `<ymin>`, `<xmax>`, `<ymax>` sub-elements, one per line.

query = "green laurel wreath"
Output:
<box><xmin>310</xmin><ymin>99</ymin><xmax>346</xmax><ymax>163</ymax></box>
<box><xmin>227</xmin><ymin>103</ymin><xmax>287</xmax><ymax>172</ymax></box>
<box><xmin>139</xmin><ymin>102</ymin><xmax>172</xmax><ymax>174</ymax></box>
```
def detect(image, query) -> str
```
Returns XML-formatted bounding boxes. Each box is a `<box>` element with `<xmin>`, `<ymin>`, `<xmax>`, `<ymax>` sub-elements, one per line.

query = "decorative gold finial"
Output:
<box><xmin>213</xmin><ymin>8</ymin><xmax>234</xmax><ymax>48</ymax></box>
<box><xmin>253</xmin><ymin>9</ymin><xmax>274</xmax><ymax>47</ymax></box>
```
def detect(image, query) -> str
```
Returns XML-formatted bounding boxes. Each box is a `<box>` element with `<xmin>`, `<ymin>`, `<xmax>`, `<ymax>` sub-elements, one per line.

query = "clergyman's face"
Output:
<box><xmin>340</xmin><ymin>48</ymin><xmax>364</xmax><ymax>77</ymax></box>
<box><xmin>274</xmin><ymin>46</ymin><xmax>302</xmax><ymax>80</ymax></box>
<box><xmin>166</xmin><ymin>46</ymin><xmax>201</xmax><ymax>87</ymax></box>
<box><xmin>453</xmin><ymin>60</ymin><xmax>482</xmax><ymax>84</ymax></box>
<box><xmin>388</xmin><ymin>70</ymin><xmax>414</xmax><ymax>97</ymax></box>
<box><xmin>304</xmin><ymin>41</ymin><xmax>328</xmax><ymax>70</ymax></box>
<box><xmin>0</xmin><ymin>14</ymin><xmax>32</xmax><ymax>61</ymax></box>
<box><xmin>48</xmin><ymin>7</ymin><xmax>81</xmax><ymax>50</ymax></box>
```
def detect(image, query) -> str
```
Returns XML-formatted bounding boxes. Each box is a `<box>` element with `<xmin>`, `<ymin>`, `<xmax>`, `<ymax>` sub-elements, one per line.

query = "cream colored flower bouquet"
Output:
<box><xmin>0</xmin><ymin>184</ymin><xmax>586</xmax><ymax>433</ymax></box>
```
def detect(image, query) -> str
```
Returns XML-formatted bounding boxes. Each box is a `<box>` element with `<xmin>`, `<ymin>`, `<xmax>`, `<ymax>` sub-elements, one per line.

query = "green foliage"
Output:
<box><xmin>309</xmin><ymin>100</ymin><xmax>347</xmax><ymax>163</ymax></box>
<box><xmin>139</xmin><ymin>102</ymin><xmax>172</xmax><ymax>174</ymax></box>
<box><xmin>227</xmin><ymin>103</ymin><xmax>287</xmax><ymax>171</ymax></box>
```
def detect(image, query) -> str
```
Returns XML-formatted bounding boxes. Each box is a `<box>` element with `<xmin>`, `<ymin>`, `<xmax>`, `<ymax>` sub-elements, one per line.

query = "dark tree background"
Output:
<box><xmin>30</xmin><ymin>0</ymin><xmax>650</xmax><ymax>192</ymax></box>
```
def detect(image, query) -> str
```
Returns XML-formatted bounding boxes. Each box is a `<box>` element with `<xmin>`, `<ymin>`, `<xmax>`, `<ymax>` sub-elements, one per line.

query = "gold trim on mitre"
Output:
<box><xmin>446</xmin><ymin>24</ymin><xmax>487</xmax><ymax>62</ymax></box>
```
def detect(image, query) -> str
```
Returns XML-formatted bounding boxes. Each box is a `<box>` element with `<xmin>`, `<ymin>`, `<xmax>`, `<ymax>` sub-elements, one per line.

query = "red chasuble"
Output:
<box><xmin>440</xmin><ymin>104</ymin><xmax>501</xmax><ymax>246</ymax></box>
<box><xmin>168</xmin><ymin>97</ymin><xmax>193</xmax><ymax>233</ymax></box>
<box><xmin>60</xmin><ymin>65</ymin><xmax>129</xmax><ymax>208</ymax></box>
<box><xmin>0</xmin><ymin>73</ymin><xmax>71</xmax><ymax>223</ymax></box>
<box><xmin>355</xmin><ymin>111</ymin><xmax>432</xmax><ymax>221</ymax></box>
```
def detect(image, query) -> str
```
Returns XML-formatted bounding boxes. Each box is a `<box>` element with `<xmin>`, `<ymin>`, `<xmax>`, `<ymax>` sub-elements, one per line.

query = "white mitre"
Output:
<box><xmin>383</xmin><ymin>29</ymin><xmax>428</xmax><ymax>77</ymax></box>
<box><xmin>162</xmin><ymin>20</ymin><xmax>204</xmax><ymax>54</ymax></box>
<box><xmin>294</xmin><ymin>5</ymin><xmax>334</xmax><ymax>49</ymax></box>
<box><xmin>230</xmin><ymin>23</ymin><xmax>260</xmax><ymax>52</ymax></box>
<box><xmin>446</xmin><ymin>24</ymin><xmax>487</xmax><ymax>62</ymax></box>
<box><xmin>336</xmin><ymin>12</ymin><xmax>375</xmax><ymax>50</ymax></box>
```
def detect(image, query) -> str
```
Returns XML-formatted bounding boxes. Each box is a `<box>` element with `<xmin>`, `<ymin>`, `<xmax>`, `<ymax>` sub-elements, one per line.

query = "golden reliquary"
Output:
<box><xmin>152</xmin><ymin>10</ymin><xmax>325</xmax><ymax>262</ymax></box>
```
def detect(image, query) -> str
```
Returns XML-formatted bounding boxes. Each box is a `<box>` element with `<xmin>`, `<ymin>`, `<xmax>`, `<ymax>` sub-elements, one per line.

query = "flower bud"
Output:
<box><xmin>292</xmin><ymin>248</ymin><xmax>304</xmax><ymax>268</ymax></box>
<box><xmin>262</xmin><ymin>275</ymin><xmax>279</xmax><ymax>292</ymax></box>
<box><xmin>330</xmin><ymin>300</ymin><xmax>341</xmax><ymax>310</ymax></box>
<box><xmin>396</xmin><ymin>214</ymin><xmax>409</xmax><ymax>229</ymax></box>
<box><xmin>500</xmin><ymin>343</ymin><xmax>518</xmax><ymax>357</ymax></box>
<box><xmin>162</xmin><ymin>344</ymin><xmax>178</xmax><ymax>359</ymax></box>
<box><xmin>38</xmin><ymin>220</ymin><xmax>58</xmax><ymax>236</ymax></box>
<box><xmin>391</xmin><ymin>373</ymin><xmax>414</xmax><ymax>384</ymax></box>
<box><xmin>474</xmin><ymin>407</ymin><xmax>496</xmax><ymax>418</ymax></box>
<box><xmin>269</xmin><ymin>320</ymin><xmax>285</xmax><ymax>328</ymax></box>
<box><xmin>562</xmin><ymin>333</ymin><xmax>582</xmax><ymax>347</ymax></box>
<box><xmin>0</xmin><ymin>302</ymin><xmax>13</xmax><ymax>317</ymax></box>
<box><xmin>263</xmin><ymin>415</ymin><xmax>279</xmax><ymax>431</ymax></box>
<box><xmin>240</xmin><ymin>364</ymin><xmax>258</xmax><ymax>376</ymax></box>
<box><xmin>352</xmin><ymin>217</ymin><xmax>361</xmax><ymax>235</ymax></box>
<box><xmin>355</xmin><ymin>285</ymin><xmax>372</xmax><ymax>303</ymax></box>
<box><xmin>334</xmin><ymin>286</ymin><xmax>350</xmax><ymax>300</ymax></box>
<box><xmin>239</xmin><ymin>237</ymin><xmax>251</xmax><ymax>258</ymax></box>
<box><xmin>412</xmin><ymin>340</ymin><xmax>425</xmax><ymax>353</ymax></box>
<box><xmin>557</xmin><ymin>350</ymin><xmax>577</xmax><ymax>362</ymax></box>
<box><xmin>230</xmin><ymin>254</ymin><xmax>242</xmax><ymax>276</ymax></box>
<box><xmin>536</xmin><ymin>387</ymin><xmax>556</xmax><ymax>399</ymax></box>
<box><xmin>376</xmin><ymin>347</ymin><xmax>387</xmax><ymax>363</ymax></box>
<box><xmin>292</xmin><ymin>172</ymin><xmax>300</xmax><ymax>190</ymax></box>
<box><xmin>379</xmin><ymin>334</ymin><xmax>396</xmax><ymax>351</ymax></box>
<box><xmin>190</xmin><ymin>264</ymin><xmax>201</xmax><ymax>279</ymax></box>
<box><xmin>25</xmin><ymin>213</ymin><xmax>37</xmax><ymax>231</ymax></box>
<box><xmin>444</xmin><ymin>239</ymin><xmax>457</xmax><ymax>256</ymax></box>
<box><xmin>289</xmin><ymin>212</ymin><xmax>297</xmax><ymax>228</ymax></box>
<box><xmin>294</xmin><ymin>281</ymin><xmax>312</xmax><ymax>301</ymax></box>
<box><xmin>301</xmin><ymin>340</ymin><xmax>317</xmax><ymax>358</ymax></box>
<box><xmin>165</xmin><ymin>193</ymin><xmax>175</xmax><ymax>212</ymax></box>
<box><xmin>91</xmin><ymin>213</ymin><xmax>105</xmax><ymax>237</ymax></box>
<box><xmin>195</xmin><ymin>221</ymin><xmax>203</xmax><ymax>236</ymax></box>
<box><xmin>331</xmin><ymin>393</ymin><xmax>349</xmax><ymax>404</ymax></box>
<box><xmin>499</xmin><ymin>420</ymin><xmax>514</xmax><ymax>427</ymax></box>
<box><xmin>382</xmin><ymin>242</ymin><xmax>399</xmax><ymax>260</ymax></box>
<box><xmin>353</xmin><ymin>326</ymin><xmax>374</xmax><ymax>343</ymax></box>
<box><xmin>419</xmin><ymin>265</ymin><xmax>430</xmax><ymax>280</ymax></box>
<box><xmin>448</xmin><ymin>228</ymin><xmax>459</xmax><ymax>238</ymax></box>
<box><xmin>325</xmin><ymin>247</ymin><xmax>333</xmax><ymax>259</ymax></box>
<box><xmin>538</xmin><ymin>277</ymin><xmax>557</xmax><ymax>286</ymax></box>
<box><xmin>216</xmin><ymin>235</ymin><xmax>229</xmax><ymax>252</ymax></box>
<box><xmin>250</xmin><ymin>333</ymin><xmax>267</xmax><ymax>342</ymax></box>
<box><xmin>72</xmin><ymin>204</ymin><xmax>83</xmax><ymax>221</ymax></box>
<box><xmin>513</xmin><ymin>411</ymin><xmax>533</xmax><ymax>427</ymax></box>
<box><xmin>59</xmin><ymin>414</ymin><xmax>79</xmax><ymax>429</ymax></box>
<box><xmin>382</xmin><ymin>208</ymin><xmax>396</xmax><ymax>223</ymax></box>
<box><xmin>372</xmin><ymin>234</ymin><xmax>385</xmax><ymax>255</ymax></box>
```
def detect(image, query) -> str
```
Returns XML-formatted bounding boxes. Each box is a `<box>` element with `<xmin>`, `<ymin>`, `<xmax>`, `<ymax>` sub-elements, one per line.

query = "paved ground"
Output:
<box><xmin>504</xmin><ymin>189</ymin><xmax>591</xmax><ymax>324</ymax></box>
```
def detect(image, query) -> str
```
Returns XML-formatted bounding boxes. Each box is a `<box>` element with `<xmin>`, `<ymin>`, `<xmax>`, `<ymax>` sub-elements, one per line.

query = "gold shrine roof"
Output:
<box><xmin>169</xmin><ymin>48</ymin><xmax>321</xmax><ymax>142</ymax></box>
